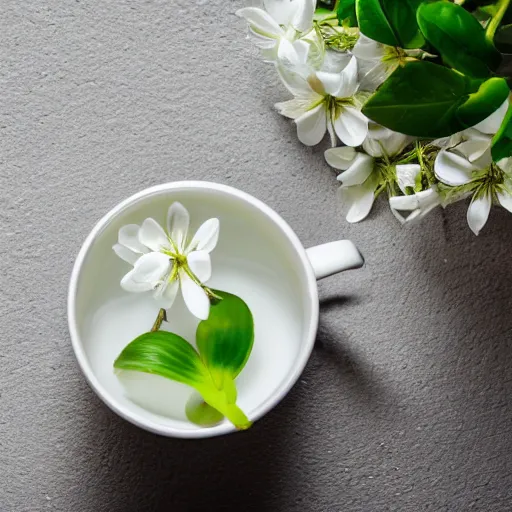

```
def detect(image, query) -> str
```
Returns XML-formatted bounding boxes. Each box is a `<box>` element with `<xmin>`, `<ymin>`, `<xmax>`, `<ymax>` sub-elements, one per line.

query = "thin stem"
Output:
<box><xmin>486</xmin><ymin>0</ymin><xmax>511</xmax><ymax>42</ymax></box>
<box><xmin>151</xmin><ymin>308</ymin><xmax>167</xmax><ymax>332</ymax></box>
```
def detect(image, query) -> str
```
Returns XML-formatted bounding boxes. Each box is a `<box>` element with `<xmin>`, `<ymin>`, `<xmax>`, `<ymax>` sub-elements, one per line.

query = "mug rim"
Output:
<box><xmin>67</xmin><ymin>181</ymin><xmax>319</xmax><ymax>438</ymax></box>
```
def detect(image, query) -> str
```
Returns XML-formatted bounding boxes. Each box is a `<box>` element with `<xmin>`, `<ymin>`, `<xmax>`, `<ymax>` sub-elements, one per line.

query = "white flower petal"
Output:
<box><xmin>324</xmin><ymin>146</ymin><xmax>357</xmax><ymax>170</ymax></box>
<box><xmin>352</xmin><ymin>33</ymin><xmax>386</xmax><ymax>61</ymax></box>
<box><xmin>333</xmin><ymin>106</ymin><xmax>368</xmax><ymax>147</ymax></box>
<box><xmin>263</xmin><ymin>0</ymin><xmax>297</xmax><ymax>26</ymax></box>
<box><xmin>113</xmin><ymin>243</ymin><xmax>140</xmax><ymax>266</ymax></box>
<box><xmin>277</xmin><ymin>39</ymin><xmax>308</xmax><ymax>68</ymax></box>
<box><xmin>292</xmin><ymin>0</ymin><xmax>315</xmax><ymax>32</ymax></box>
<box><xmin>139</xmin><ymin>218</ymin><xmax>170</xmax><ymax>252</ymax></box>
<box><xmin>396</xmin><ymin>164</ymin><xmax>421</xmax><ymax>194</ymax></box>
<box><xmin>275</xmin><ymin>98</ymin><xmax>312</xmax><ymax>119</ymax></box>
<box><xmin>248</xmin><ymin>27</ymin><xmax>276</xmax><ymax>50</ymax></box>
<box><xmin>336</xmin><ymin>153</ymin><xmax>374</xmax><ymax>186</ymax></box>
<box><xmin>187</xmin><ymin>218</ymin><xmax>219</xmax><ymax>254</ymax></box>
<box><xmin>316</xmin><ymin>71</ymin><xmax>342</xmax><ymax>97</ymax></box>
<box><xmin>456</xmin><ymin>139</ymin><xmax>491</xmax><ymax>164</ymax></box>
<box><xmin>180</xmin><ymin>270</ymin><xmax>210</xmax><ymax>320</ymax></box>
<box><xmin>473</xmin><ymin>99</ymin><xmax>509</xmax><ymax>134</ymax></box>
<box><xmin>497</xmin><ymin>189</ymin><xmax>512</xmax><ymax>213</ymax></box>
<box><xmin>295</xmin><ymin>104</ymin><xmax>327</xmax><ymax>146</ymax></box>
<box><xmin>236</xmin><ymin>7</ymin><xmax>284</xmax><ymax>38</ymax></box>
<box><xmin>118</xmin><ymin>224</ymin><xmax>148</xmax><ymax>254</ymax></box>
<box><xmin>153</xmin><ymin>278</ymin><xmax>179</xmax><ymax>309</ymax></box>
<box><xmin>334</xmin><ymin>57</ymin><xmax>358</xmax><ymax>98</ymax></box>
<box><xmin>338</xmin><ymin>182</ymin><xmax>375</xmax><ymax>223</ymax></box>
<box><xmin>327</xmin><ymin>117</ymin><xmax>337</xmax><ymax>147</ymax></box>
<box><xmin>367</xmin><ymin>122</ymin><xmax>393</xmax><ymax>140</ymax></box>
<box><xmin>359</xmin><ymin>61</ymin><xmax>395</xmax><ymax>91</ymax></box>
<box><xmin>322</xmin><ymin>50</ymin><xmax>353</xmax><ymax>74</ymax></box>
<box><xmin>127</xmin><ymin>252</ymin><xmax>171</xmax><ymax>285</ymax></box>
<box><xmin>120</xmin><ymin>270</ymin><xmax>155</xmax><ymax>293</ymax></box>
<box><xmin>434</xmin><ymin>150</ymin><xmax>475</xmax><ymax>186</ymax></box>
<box><xmin>187</xmin><ymin>250</ymin><xmax>212</xmax><ymax>282</ymax></box>
<box><xmin>467</xmin><ymin>193</ymin><xmax>492</xmax><ymax>236</ymax></box>
<box><xmin>389</xmin><ymin>194</ymin><xmax>419</xmax><ymax>211</ymax></box>
<box><xmin>167</xmin><ymin>202</ymin><xmax>190</xmax><ymax>251</ymax></box>
<box><xmin>276</xmin><ymin>61</ymin><xmax>313</xmax><ymax>97</ymax></box>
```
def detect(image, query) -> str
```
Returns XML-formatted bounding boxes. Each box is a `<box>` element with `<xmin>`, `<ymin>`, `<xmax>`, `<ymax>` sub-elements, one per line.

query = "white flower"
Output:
<box><xmin>236</xmin><ymin>0</ymin><xmax>315</xmax><ymax>62</ymax></box>
<box><xmin>276</xmin><ymin>42</ymin><xmax>368</xmax><ymax>147</ymax></box>
<box><xmin>389</xmin><ymin>164</ymin><xmax>441</xmax><ymax>224</ymax></box>
<box><xmin>113</xmin><ymin>202</ymin><xmax>220</xmax><ymax>320</ymax></box>
<box><xmin>435</xmin><ymin>145</ymin><xmax>512</xmax><ymax>235</ymax></box>
<box><xmin>352</xmin><ymin>34</ymin><xmax>431</xmax><ymax>91</ymax></box>
<box><xmin>363</xmin><ymin>122</ymin><xmax>411</xmax><ymax>158</ymax></box>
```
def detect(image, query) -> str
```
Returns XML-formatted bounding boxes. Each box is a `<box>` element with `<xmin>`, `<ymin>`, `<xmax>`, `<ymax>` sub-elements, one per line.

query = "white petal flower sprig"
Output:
<box><xmin>113</xmin><ymin>202</ymin><xmax>220</xmax><ymax>320</ymax></box>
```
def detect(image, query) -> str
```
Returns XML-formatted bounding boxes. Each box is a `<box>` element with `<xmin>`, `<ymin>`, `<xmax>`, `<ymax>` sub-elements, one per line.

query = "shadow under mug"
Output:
<box><xmin>68</xmin><ymin>181</ymin><xmax>364</xmax><ymax>438</ymax></box>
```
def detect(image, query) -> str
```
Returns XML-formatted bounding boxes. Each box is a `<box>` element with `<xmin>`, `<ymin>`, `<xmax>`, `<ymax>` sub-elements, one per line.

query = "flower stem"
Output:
<box><xmin>486</xmin><ymin>0</ymin><xmax>511</xmax><ymax>43</ymax></box>
<box><xmin>151</xmin><ymin>308</ymin><xmax>167</xmax><ymax>332</ymax></box>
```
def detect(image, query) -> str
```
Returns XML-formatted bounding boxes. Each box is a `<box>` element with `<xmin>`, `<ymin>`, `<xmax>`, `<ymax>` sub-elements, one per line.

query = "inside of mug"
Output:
<box><xmin>72</xmin><ymin>185</ymin><xmax>316</xmax><ymax>435</ymax></box>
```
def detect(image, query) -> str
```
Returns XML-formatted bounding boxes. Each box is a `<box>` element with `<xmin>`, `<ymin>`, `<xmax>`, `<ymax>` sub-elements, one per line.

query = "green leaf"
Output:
<box><xmin>314</xmin><ymin>7</ymin><xmax>337</xmax><ymax>22</ymax></box>
<box><xmin>196</xmin><ymin>290</ymin><xmax>254</xmax><ymax>389</ymax></box>
<box><xmin>362</xmin><ymin>61</ymin><xmax>510</xmax><ymax>137</ymax></box>
<box><xmin>491</xmin><ymin>103</ymin><xmax>512</xmax><ymax>162</ymax></box>
<box><xmin>416</xmin><ymin>2</ymin><xmax>502</xmax><ymax>78</ymax></box>
<box><xmin>337</xmin><ymin>0</ymin><xmax>357</xmax><ymax>26</ymax></box>
<box><xmin>457</xmin><ymin>78</ymin><xmax>510</xmax><ymax>127</ymax></box>
<box><xmin>114</xmin><ymin>331</ymin><xmax>210</xmax><ymax>387</ymax></box>
<box><xmin>356</xmin><ymin>0</ymin><xmax>424</xmax><ymax>49</ymax></box>
<box><xmin>185</xmin><ymin>393</ymin><xmax>224</xmax><ymax>427</ymax></box>
<box><xmin>495</xmin><ymin>24</ymin><xmax>512</xmax><ymax>54</ymax></box>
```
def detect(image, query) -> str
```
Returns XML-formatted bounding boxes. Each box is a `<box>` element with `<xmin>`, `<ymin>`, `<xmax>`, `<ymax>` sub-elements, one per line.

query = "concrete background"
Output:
<box><xmin>2</xmin><ymin>1</ymin><xmax>512</xmax><ymax>511</ymax></box>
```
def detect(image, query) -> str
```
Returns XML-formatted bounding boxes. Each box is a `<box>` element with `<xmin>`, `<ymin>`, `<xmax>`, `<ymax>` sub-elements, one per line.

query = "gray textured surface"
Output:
<box><xmin>2</xmin><ymin>1</ymin><xmax>512</xmax><ymax>511</ymax></box>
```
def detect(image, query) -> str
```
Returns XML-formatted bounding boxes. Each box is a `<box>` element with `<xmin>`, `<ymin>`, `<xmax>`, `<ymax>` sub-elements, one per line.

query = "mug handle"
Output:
<box><xmin>306</xmin><ymin>241</ymin><xmax>364</xmax><ymax>280</ymax></box>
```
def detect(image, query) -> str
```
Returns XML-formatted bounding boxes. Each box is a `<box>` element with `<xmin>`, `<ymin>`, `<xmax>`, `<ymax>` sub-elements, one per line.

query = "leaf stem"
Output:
<box><xmin>486</xmin><ymin>0</ymin><xmax>511</xmax><ymax>42</ymax></box>
<box><xmin>151</xmin><ymin>308</ymin><xmax>167</xmax><ymax>332</ymax></box>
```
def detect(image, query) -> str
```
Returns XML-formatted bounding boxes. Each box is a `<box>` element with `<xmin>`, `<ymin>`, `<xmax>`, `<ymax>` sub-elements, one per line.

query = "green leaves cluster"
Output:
<box><xmin>319</xmin><ymin>0</ymin><xmax>512</xmax><ymax>162</ymax></box>
<box><xmin>114</xmin><ymin>291</ymin><xmax>254</xmax><ymax>430</ymax></box>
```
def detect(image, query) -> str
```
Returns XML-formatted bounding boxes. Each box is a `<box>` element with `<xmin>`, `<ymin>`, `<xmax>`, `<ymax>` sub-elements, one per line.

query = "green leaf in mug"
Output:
<box><xmin>416</xmin><ymin>1</ymin><xmax>502</xmax><ymax>78</ymax></box>
<box><xmin>362</xmin><ymin>61</ymin><xmax>472</xmax><ymax>137</ymax></box>
<box><xmin>337</xmin><ymin>0</ymin><xmax>357</xmax><ymax>26</ymax></box>
<box><xmin>491</xmin><ymin>103</ymin><xmax>512</xmax><ymax>162</ymax></box>
<box><xmin>196</xmin><ymin>290</ymin><xmax>254</xmax><ymax>389</ymax></box>
<box><xmin>185</xmin><ymin>392</ymin><xmax>224</xmax><ymax>427</ymax></box>
<box><xmin>356</xmin><ymin>0</ymin><xmax>424</xmax><ymax>49</ymax></box>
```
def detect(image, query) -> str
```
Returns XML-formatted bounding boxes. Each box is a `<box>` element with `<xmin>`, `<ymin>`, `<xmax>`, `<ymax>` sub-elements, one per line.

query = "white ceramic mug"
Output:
<box><xmin>68</xmin><ymin>181</ymin><xmax>363</xmax><ymax>438</ymax></box>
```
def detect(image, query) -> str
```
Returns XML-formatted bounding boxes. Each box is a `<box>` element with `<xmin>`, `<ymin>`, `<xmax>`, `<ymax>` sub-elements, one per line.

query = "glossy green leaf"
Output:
<box><xmin>362</xmin><ymin>62</ymin><xmax>510</xmax><ymax>137</ymax></box>
<box><xmin>491</xmin><ymin>103</ymin><xmax>512</xmax><ymax>162</ymax></box>
<box><xmin>337</xmin><ymin>0</ymin><xmax>357</xmax><ymax>26</ymax></box>
<box><xmin>185</xmin><ymin>393</ymin><xmax>224</xmax><ymax>427</ymax></box>
<box><xmin>196</xmin><ymin>290</ymin><xmax>254</xmax><ymax>388</ymax></box>
<box><xmin>114</xmin><ymin>331</ymin><xmax>209</xmax><ymax>387</ymax></box>
<box><xmin>356</xmin><ymin>0</ymin><xmax>424</xmax><ymax>49</ymax></box>
<box><xmin>495</xmin><ymin>24</ymin><xmax>512</xmax><ymax>54</ymax></box>
<box><xmin>416</xmin><ymin>2</ymin><xmax>502</xmax><ymax>78</ymax></box>
<box><xmin>457</xmin><ymin>78</ymin><xmax>510</xmax><ymax>128</ymax></box>
<box><xmin>314</xmin><ymin>7</ymin><xmax>337</xmax><ymax>22</ymax></box>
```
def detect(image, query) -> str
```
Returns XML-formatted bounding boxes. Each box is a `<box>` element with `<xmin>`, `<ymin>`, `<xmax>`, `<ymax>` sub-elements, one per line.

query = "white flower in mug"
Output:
<box><xmin>435</xmin><ymin>144</ymin><xmax>512</xmax><ymax>236</ymax></box>
<box><xmin>236</xmin><ymin>0</ymin><xmax>315</xmax><ymax>62</ymax></box>
<box><xmin>275</xmin><ymin>41</ymin><xmax>368</xmax><ymax>147</ymax></box>
<box><xmin>113</xmin><ymin>202</ymin><xmax>220</xmax><ymax>320</ymax></box>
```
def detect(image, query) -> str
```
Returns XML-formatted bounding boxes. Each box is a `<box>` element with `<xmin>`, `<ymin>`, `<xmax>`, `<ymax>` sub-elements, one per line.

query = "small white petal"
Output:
<box><xmin>187</xmin><ymin>219</ymin><xmax>219</xmax><ymax>254</ymax></box>
<box><xmin>473</xmin><ymin>99</ymin><xmax>509</xmax><ymax>134</ymax></box>
<box><xmin>389</xmin><ymin>195</ymin><xmax>419</xmax><ymax>211</ymax></box>
<box><xmin>367</xmin><ymin>122</ymin><xmax>393</xmax><ymax>140</ymax></box>
<box><xmin>120</xmin><ymin>270</ymin><xmax>155</xmax><ymax>293</ymax></box>
<box><xmin>333</xmin><ymin>107</ymin><xmax>368</xmax><ymax>147</ymax></box>
<box><xmin>127</xmin><ymin>252</ymin><xmax>171</xmax><ymax>285</ymax></box>
<box><xmin>263</xmin><ymin>0</ymin><xmax>296</xmax><ymax>26</ymax></box>
<box><xmin>180</xmin><ymin>270</ymin><xmax>210</xmax><ymax>320</ymax></box>
<box><xmin>324</xmin><ymin>146</ymin><xmax>357</xmax><ymax>170</ymax></box>
<box><xmin>153</xmin><ymin>278</ymin><xmax>179</xmax><ymax>309</ymax></box>
<box><xmin>359</xmin><ymin>61</ymin><xmax>395</xmax><ymax>91</ymax></box>
<box><xmin>352</xmin><ymin>33</ymin><xmax>387</xmax><ymax>61</ymax></box>
<box><xmin>275</xmin><ymin>98</ymin><xmax>312</xmax><ymax>119</ymax></box>
<box><xmin>435</xmin><ymin>150</ymin><xmax>475</xmax><ymax>186</ymax></box>
<box><xmin>118</xmin><ymin>224</ymin><xmax>148</xmax><ymax>254</ymax></box>
<box><xmin>316</xmin><ymin>71</ymin><xmax>342</xmax><ymax>97</ymax></box>
<box><xmin>321</xmin><ymin>50</ymin><xmax>353</xmax><ymax>74</ymax></box>
<box><xmin>396</xmin><ymin>164</ymin><xmax>421</xmax><ymax>194</ymax></box>
<box><xmin>497</xmin><ymin>190</ymin><xmax>512</xmax><ymax>213</ymax></box>
<box><xmin>247</xmin><ymin>28</ymin><xmax>276</xmax><ymax>50</ymax></box>
<box><xmin>276</xmin><ymin>61</ymin><xmax>313</xmax><ymax>97</ymax></box>
<box><xmin>338</xmin><ymin>182</ymin><xmax>375</xmax><ymax>223</ymax></box>
<box><xmin>336</xmin><ymin>153</ymin><xmax>374</xmax><ymax>186</ymax></box>
<box><xmin>456</xmin><ymin>139</ymin><xmax>491</xmax><ymax>164</ymax></box>
<box><xmin>187</xmin><ymin>250</ymin><xmax>212</xmax><ymax>282</ymax></box>
<box><xmin>139</xmin><ymin>218</ymin><xmax>170</xmax><ymax>252</ymax></box>
<box><xmin>236</xmin><ymin>7</ymin><xmax>284</xmax><ymax>38</ymax></box>
<box><xmin>327</xmin><ymin>117</ymin><xmax>337</xmax><ymax>147</ymax></box>
<box><xmin>467</xmin><ymin>193</ymin><xmax>492</xmax><ymax>236</ymax></box>
<box><xmin>113</xmin><ymin>244</ymin><xmax>140</xmax><ymax>266</ymax></box>
<box><xmin>277</xmin><ymin>39</ymin><xmax>308</xmax><ymax>68</ymax></box>
<box><xmin>292</xmin><ymin>0</ymin><xmax>315</xmax><ymax>32</ymax></box>
<box><xmin>167</xmin><ymin>202</ymin><xmax>190</xmax><ymax>251</ymax></box>
<box><xmin>334</xmin><ymin>57</ymin><xmax>358</xmax><ymax>98</ymax></box>
<box><xmin>295</xmin><ymin>104</ymin><xmax>327</xmax><ymax>146</ymax></box>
